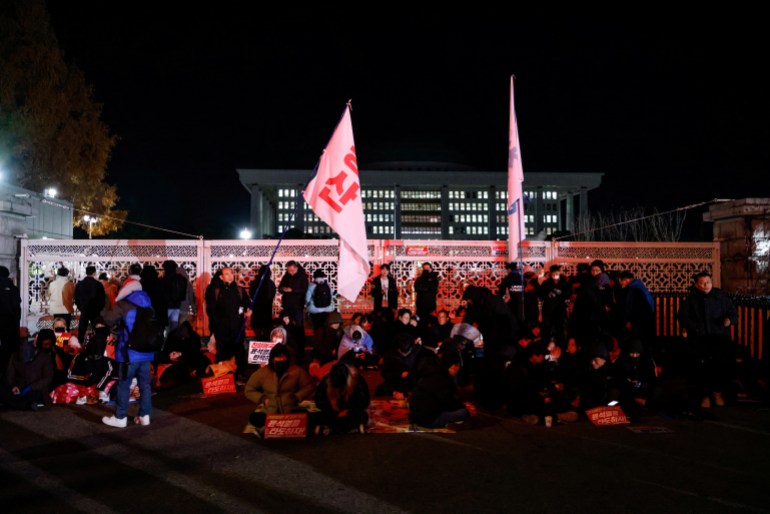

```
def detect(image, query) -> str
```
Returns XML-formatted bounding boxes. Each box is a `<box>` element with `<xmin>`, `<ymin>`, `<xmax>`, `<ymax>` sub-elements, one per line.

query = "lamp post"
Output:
<box><xmin>83</xmin><ymin>215</ymin><xmax>98</xmax><ymax>239</ymax></box>
<box><xmin>239</xmin><ymin>228</ymin><xmax>253</xmax><ymax>240</ymax></box>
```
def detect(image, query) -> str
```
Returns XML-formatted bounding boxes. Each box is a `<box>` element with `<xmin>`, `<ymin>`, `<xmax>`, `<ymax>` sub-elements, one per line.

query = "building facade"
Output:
<box><xmin>238</xmin><ymin>162</ymin><xmax>603</xmax><ymax>240</ymax></box>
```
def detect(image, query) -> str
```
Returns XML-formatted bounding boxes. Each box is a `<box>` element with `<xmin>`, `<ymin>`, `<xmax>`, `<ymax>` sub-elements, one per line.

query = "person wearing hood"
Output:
<box><xmin>100</xmin><ymin>288</ymin><xmax>157</xmax><ymax>428</ymax></box>
<box><xmin>0</xmin><ymin>329</ymin><xmax>54</xmax><ymax>410</ymax></box>
<box><xmin>611</xmin><ymin>338</ymin><xmax>659</xmax><ymax>419</ymax></box>
<box><xmin>47</xmin><ymin>266</ymin><xmax>75</xmax><ymax>331</ymax></box>
<box><xmin>678</xmin><ymin>271</ymin><xmax>738</xmax><ymax>409</ymax></box>
<box><xmin>306</xmin><ymin>269</ymin><xmax>335</xmax><ymax>331</ymax></box>
<box><xmin>244</xmin><ymin>343</ymin><xmax>314</xmax><ymax>438</ymax></box>
<box><xmin>338</xmin><ymin>324</ymin><xmax>375</xmax><ymax>361</ymax></box>
<box><xmin>314</xmin><ymin>360</ymin><xmax>370</xmax><ymax>435</ymax></box>
<box><xmin>248</xmin><ymin>265</ymin><xmax>277</xmax><ymax>341</ymax></box>
<box><xmin>618</xmin><ymin>271</ymin><xmax>655</xmax><ymax>345</ymax></box>
<box><xmin>309</xmin><ymin>311</ymin><xmax>344</xmax><ymax>380</ymax></box>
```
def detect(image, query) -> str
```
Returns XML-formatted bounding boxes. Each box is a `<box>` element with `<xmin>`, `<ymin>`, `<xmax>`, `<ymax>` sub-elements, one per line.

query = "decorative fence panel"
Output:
<box><xmin>20</xmin><ymin>238</ymin><xmax>724</xmax><ymax>337</ymax></box>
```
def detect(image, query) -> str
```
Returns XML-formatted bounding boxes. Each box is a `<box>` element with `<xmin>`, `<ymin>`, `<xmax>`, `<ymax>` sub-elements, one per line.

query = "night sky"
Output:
<box><xmin>44</xmin><ymin>6</ymin><xmax>770</xmax><ymax>240</ymax></box>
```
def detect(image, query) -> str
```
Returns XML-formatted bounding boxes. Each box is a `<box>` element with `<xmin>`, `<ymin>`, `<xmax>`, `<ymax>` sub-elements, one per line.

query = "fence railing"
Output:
<box><xmin>20</xmin><ymin>238</ymin><xmax>725</xmax><ymax>343</ymax></box>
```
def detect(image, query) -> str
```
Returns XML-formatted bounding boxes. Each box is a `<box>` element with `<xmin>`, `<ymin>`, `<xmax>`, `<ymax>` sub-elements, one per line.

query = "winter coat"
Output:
<box><xmin>306</xmin><ymin>279</ymin><xmax>335</xmax><ymax>314</ymax></box>
<box><xmin>278</xmin><ymin>268</ymin><xmax>309</xmax><ymax>313</ymax></box>
<box><xmin>244</xmin><ymin>364</ymin><xmax>314</xmax><ymax>414</ymax></box>
<box><xmin>678</xmin><ymin>286</ymin><xmax>737</xmax><ymax>339</ymax></box>
<box><xmin>48</xmin><ymin>275</ymin><xmax>75</xmax><ymax>314</ymax></box>
<box><xmin>409</xmin><ymin>361</ymin><xmax>464</xmax><ymax>426</ymax></box>
<box><xmin>371</xmin><ymin>275</ymin><xmax>398</xmax><ymax>311</ymax></box>
<box><xmin>414</xmin><ymin>270</ymin><xmax>439</xmax><ymax>315</ymax></box>
<box><xmin>5</xmin><ymin>345</ymin><xmax>53</xmax><ymax>393</ymax></box>
<box><xmin>100</xmin><ymin>290</ymin><xmax>156</xmax><ymax>364</ymax></box>
<box><xmin>74</xmin><ymin>276</ymin><xmax>106</xmax><ymax>318</ymax></box>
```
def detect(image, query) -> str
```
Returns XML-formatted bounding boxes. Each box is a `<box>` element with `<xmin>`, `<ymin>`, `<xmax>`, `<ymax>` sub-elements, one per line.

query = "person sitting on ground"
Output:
<box><xmin>309</xmin><ymin>311</ymin><xmax>344</xmax><ymax>380</ymax></box>
<box><xmin>51</xmin><ymin>317</ymin><xmax>81</xmax><ymax>388</ymax></box>
<box><xmin>244</xmin><ymin>343</ymin><xmax>314</xmax><ymax>438</ymax></box>
<box><xmin>504</xmin><ymin>339</ymin><xmax>579</xmax><ymax>426</ymax></box>
<box><xmin>157</xmin><ymin>320</ymin><xmax>210</xmax><ymax>388</ymax></box>
<box><xmin>313</xmin><ymin>360</ymin><xmax>370</xmax><ymax>435</ymax></box>
<box><xmin>0</xmin><ymin>329</ymin><xmax>55</xmax><ymax>410</ymax></box>
<box><xmin>338</xmin><ymin>324</ymin><xmax>376</xmax><ymax>367</ymax></box>
<box><xmin>409</xmin><ymin>350</ymin><xmax>474</xmax><ymax>429</ymax></box>
<box><xmin>273</xmin><ymin>310</ymin><xmax>305</xmax><ymax>364</ymax></box>
<box><xmin>376</xmin><ymin>332</ymin><xmax>434</xmax><ymax>398</ymax></box>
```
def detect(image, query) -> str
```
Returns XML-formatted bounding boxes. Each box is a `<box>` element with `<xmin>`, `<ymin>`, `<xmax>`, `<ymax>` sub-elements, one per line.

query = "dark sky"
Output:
<box><xmin>45</xmin><ymin>5</ymin><xmax>770</xmax><ymax>240</ymax></box>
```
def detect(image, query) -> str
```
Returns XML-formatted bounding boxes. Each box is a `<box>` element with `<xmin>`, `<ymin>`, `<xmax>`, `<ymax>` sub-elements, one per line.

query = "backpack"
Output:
<box><xmin>126</xmin><ymin>305</ymin><xmax>165</xmax><ymax>353</ymax></box>
<box><xmin>312</xmin><ymin>281</ymin><xmax>332</xmax><ymax>308</ymax></box>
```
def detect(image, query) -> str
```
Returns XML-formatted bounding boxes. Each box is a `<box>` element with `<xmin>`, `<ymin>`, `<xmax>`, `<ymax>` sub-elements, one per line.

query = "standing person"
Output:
<box><xmin>74</xmin><ymin>265</ymin><xmax>106</xmax><ymax>340</ymax></box>
<box><xmin>539</xmin><ymin>265</ymin><xmax>571</xmax><ymax>348</ymax></box>
<box><xmin>306</xmin><ymin>269</ymin><xmax>334</xmax><ymax>331</ymax></box>
<box><xmin>617</xmin><ymin>271</ymin><xmax>655</xmax><ymax>345</ymax></box>
<box><xmin>278</xmin><ymin>261</ymin><xmax>308</xmax><ymax>346</ymax></box>
<box><xmin>498</xmin><ymin>262</ymin><xmax>524</xmax><ymax>323</ymax></box>
<box><xmin>177</xmin><ymin>266</ymin><xmax>197</xmax><ymax>327</ymax></box>
<box><xmin>161</xmin><ymin>260</ymin><xmax>189</xmax><ymax>332</ymax></box>
<box><xmin>116</xmin><ymin>263</ymin><xmax>143</xmax><ymax>302</ymax></box>
<box><xmin>0</xmin><ymin>266</ymin><xmax>22</xmax><ymax>377</ymax></box>
<box><xmin>371</xmin><ymin>264</ymin><xmax>398</xmax><ymax>315</ymax></box>
<box><xmin>140</xmin><ymin>264</ymin><xmax>166</xmax><ymax>328</ymax></box>
<box><xmin>100</xmin><ymin>289</ymin><xmax>157</xmax><ymax>427</ymax></box>
<box><xmin>248</xmin><ymin>265</ymin><xmax>277</xmax><ymax>341</ymax></box>
<box><xmin>47</xmin><ymin>266</ymin><xmax>75</xmax><ymax>330</ymax></box>
<box><xmin>678</xmin><ymin>271</ymin><xmax>738</xmax><ymax>408</ymax></box>
<box><xmin>414</xmin><ymin>262</ymin><xmax>439</xmax><ymax>320</ymax></box>
<box><xmin>208</xmin><ymin>267</ymin><xmax>251</xmax><ymax>377</ymax></box>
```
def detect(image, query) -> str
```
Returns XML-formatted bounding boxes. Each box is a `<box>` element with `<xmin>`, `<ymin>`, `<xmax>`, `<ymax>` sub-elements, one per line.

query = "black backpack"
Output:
<box><xmin>126</xmin><ymin>305</ymin><xmax>165</xmax><ymax>353</ymax></box>
<box><xmin>312</xmin><ymin>281</ymin><xmax>332</xmax><ymax>308</ymax></box>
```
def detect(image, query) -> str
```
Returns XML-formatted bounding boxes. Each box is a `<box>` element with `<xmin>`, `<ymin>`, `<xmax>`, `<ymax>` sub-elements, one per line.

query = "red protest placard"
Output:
<box><xmin>405</xmin><ymin>246</ymin><xmax>429</xmax><ymax>256</ymax></box>
<box><xmin>247</xmin><ymin>341</ymin><xmax>277</xmax><ymax>365</ymax></box>
<box><xmin>585</xmin><ymin>405</ymin><xmax>630</xmax><ymax>426</ymax></box>
<box><xmin>201</xmin><ymin>374</ymin><xmax>236</xmax><ymax>396</ymax></box>
<box><xmin>263</xmin><ymin>413</ymin><xmax>308</xmax><ymax>439</ymax></box>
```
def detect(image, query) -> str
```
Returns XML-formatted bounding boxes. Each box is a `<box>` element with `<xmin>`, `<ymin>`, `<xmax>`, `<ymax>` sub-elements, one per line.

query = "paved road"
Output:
<box><xmin>2</xmin><ymin>378</ymin><xmax>769</xmax><ymax>514</ymax></box>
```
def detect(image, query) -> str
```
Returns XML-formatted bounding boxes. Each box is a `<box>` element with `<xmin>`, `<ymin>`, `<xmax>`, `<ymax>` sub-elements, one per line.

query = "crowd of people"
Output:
<box><xmin>0</xmin><ymin>259</ymin><xmax>767</xmax><ymax>437</ymax></box>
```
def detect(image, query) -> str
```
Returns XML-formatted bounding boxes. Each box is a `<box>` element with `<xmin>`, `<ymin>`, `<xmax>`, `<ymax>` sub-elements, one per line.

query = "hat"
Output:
<box><xmin>313</xmin><ymin>269</ymin><xmax>326</xmax><ymax>278</ymax></box>
<box><xmin>327</xmin><ymin>311</ymin><xmax>343</xmax><ymax>325</ymax></box>
<box><xmin>590</xmin><ymin>342</ymin><xmax>609</xmax><ymax>361</ymax></box>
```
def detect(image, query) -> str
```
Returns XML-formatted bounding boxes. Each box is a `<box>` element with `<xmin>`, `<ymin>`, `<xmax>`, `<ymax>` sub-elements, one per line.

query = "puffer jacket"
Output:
<box><xmin>244</xmin><ymin>364</ymin><xmax>314</xmax><ymax>414</ymax></box>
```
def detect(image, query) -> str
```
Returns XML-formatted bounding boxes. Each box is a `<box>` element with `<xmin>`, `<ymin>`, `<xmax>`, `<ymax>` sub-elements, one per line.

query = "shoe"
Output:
<box><xmin>712</xmin><ymin>392</ymin><xmax>725</xmax><ymax>407</ymax></box>
<box><xmin>134</xmin><ymin>415</ymin><xmax>150</xmax><ymax>426</ymax></box>
<box><xmin>99</xmin><ymin>391</ymin><xmax>110</xmax><ymax>403</ymax></box>
<box><xmin>29</xmin><ymin>402</ymin><xmax>46</xmax><ymax>411</ymax></box>
<box><xmin>700</xmin><ymin>396</ymin><xmax>711</xmax><ymax>409</ymax></box>
<box><xmin>522</xmin><ymin>414</ymin><xmax>540</xmax><ymax>425</ymax></box>
<box><xmin>557</xmin><ymin>411</ymin><xmax>580</xmax><ymax>423</ymax></box>
<box><xmin>314</xmin><ymin>425</ymin><xmax>331</xmax><ymax>436</ymax></box>
<box><xmin>76</xmin><ymin>396</ymin><xmax>88</xmax><ymax>405</ymax></box>
<box><xmin>102</xmin><ymin>416</ymin><xmax>127</xmax><ymax>428</ymax></box>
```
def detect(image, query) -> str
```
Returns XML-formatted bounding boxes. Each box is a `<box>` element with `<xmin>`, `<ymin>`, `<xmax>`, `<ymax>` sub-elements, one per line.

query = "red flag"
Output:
<box><xmin>507</xmin><ymin>76</ymin><xmax>526</xmax><ymax>260</ymax></box>
<box><xmin>303</xmin><ymin>105</ymin><xmax>370</xmax><ymax>302</ymax></box>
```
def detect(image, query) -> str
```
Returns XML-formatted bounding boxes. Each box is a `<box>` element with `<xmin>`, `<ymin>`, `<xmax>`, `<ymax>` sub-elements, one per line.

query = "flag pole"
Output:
<box><xmin>235</xmin><ymin>105</ymin><xmax>352</xmax><ymax>347</ymax></box>
<box><xmin>517</xmin><ymin>197</ymin><xmax>525</xmax><ymax>321</ymax></box>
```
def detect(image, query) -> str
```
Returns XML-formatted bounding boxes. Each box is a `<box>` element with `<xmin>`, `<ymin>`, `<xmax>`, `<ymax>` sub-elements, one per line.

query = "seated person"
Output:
<box><xmin>376</xmin><ymin>332</ymin><xmax>434</xmax><ymax>398</ymax></box>
<box><xmin>409</xmin><ymin>350</ymin><xmax>472</xmax><ymax>428</ymax></box>
<box><xmin>309</xmin><ymin>311</ymin><xmax>344</xmax><ymax>380</ymax></box>
<box><xmin>338</xmin><ymin>325</ymin><xmax>377</xmax><ymax>367</ymax></box>
<box><xmin>51</xmin><ymin>317</ymin><xmax>81</xmax><ymax>388</ymax></box>
<box><xmin>157</xmin><ymin>321</ymin><xmax>210</xmax><ymax>387</ymax></box>
<box><xmin>610</xmin><ymin>338</ymin><xmax>660</xmax><ymax>418</ymax></box>
<box><xmin>0</xmin><ymin>329</ymin><xmax>55</xmax><ymax>410</ymax></box>
<box><xmin>244</xmin><ymin>343</ymin><xmax>314</xmax><ymax>438</ymax></box>
<box><xmin>313</xmin><ymin>361</ymin><xmax>370</xmax><ymax>435</ymax></box>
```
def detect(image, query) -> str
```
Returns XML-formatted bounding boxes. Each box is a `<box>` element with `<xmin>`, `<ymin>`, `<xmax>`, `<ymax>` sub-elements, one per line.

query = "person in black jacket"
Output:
<box><xmin>248</xmin><ymin>265</ymin><xmax>277</xmax><ymax>341</ymax></box>
<box><xmin>371</xmin><ymin>264</ymin><xmax>399</xmax><ymax>315</ymax></box>
<box><xmin>313</xmin><ymin>361</ymin><xmax>370</xmax><ymax>434</ymax></box>
<box><xmin>409</xmin><ymin>350</ymin><xmax>470</xmax><ymax>428</ymax></box>
<box><xmin>207</xmin><ymin>267</ymin><xmax>251</xmax><ymax>371</ymax></box>
<box><xmin>74</xmin><ymin>265</ymin><xmax>106</xmax><ymax>341</ymax></box>
<box><xmin>677</xmin><ymin>271</ymin><xmax>738</xmax><ymax>408</ymax></box>
<box><xmin>414</xmin><ymin>262</ymin><xmax>439</xmax><ymax>320</ymax></box>
<box><xmin>278</xmin><ymin>261</ymin><xmax>308</xmax><ymax>348</ymax></box>
<box><xmin>0</xmin><ymin>266</ymin><xmax>21</xmax><ymax>378</ymax></box>
<box><xmin>161</xmin><ymin>260</ymin><xmax>189</xmax><ymax>332</ymax></box>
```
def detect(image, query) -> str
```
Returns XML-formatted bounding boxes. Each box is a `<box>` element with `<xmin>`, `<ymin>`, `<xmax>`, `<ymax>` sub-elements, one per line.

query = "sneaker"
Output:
<box><xmin>99</xmin><ymin>391</ymin><xmax>110</xmax><ymax>403</ymax></box>
<box><xmin>134</xmin><ymin>415</ymin><xmax>150</xmax><ymax>426</ymax></box>
<box><xmin>712</xmin><ymin>392</ymin><xmax>725</xmax><ymax>407</ymax></box>
<box><xmin>76</xmin><ymin>396</ymin><xmax>88</xmax><ymax>405</ymax></box>
<box><xmin>522</xmin><ymin>414</ymin><xmax>540</xmax><ymax>425</ymax></box>
<box><xmin>557</xmin><ymin>411</ymin><xmax>580</xmax><ymax>423</ymax></box>
<box><xmin>700</xmin><ymin>396</ymin><xmax>711</xmax><ymax>409</ymax></box>
<box><xmin>102</xmin><ymin>416</ymin><xmax>127</xmax><ymax>428</ymax></box>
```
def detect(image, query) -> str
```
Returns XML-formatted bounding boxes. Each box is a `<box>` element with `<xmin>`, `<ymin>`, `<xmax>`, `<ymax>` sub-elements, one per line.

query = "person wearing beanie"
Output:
<box><xmin>47</xmin><ymin>267</ymin><xmax>75</xmax><ymax>331</ymax></box>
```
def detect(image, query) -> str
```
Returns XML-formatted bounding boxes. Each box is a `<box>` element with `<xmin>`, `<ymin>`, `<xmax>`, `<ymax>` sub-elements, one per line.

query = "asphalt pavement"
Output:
<box><xmin>1</xmin><ymin>374</ymin><xmax>770</xmax><ymax>514</ymax></box>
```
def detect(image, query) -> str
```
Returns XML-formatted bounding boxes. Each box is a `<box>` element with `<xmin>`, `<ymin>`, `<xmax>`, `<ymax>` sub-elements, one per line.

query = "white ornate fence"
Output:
<box><xmin>20</xmin><ymin>239</ymin><xmax>719</xmax><ymax>334</ymax></box>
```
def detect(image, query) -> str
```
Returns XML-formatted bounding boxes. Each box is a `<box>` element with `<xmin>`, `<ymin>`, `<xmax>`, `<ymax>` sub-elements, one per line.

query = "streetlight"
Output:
<box><xmin>44</xmin><ymin>187</ymin><xmax>57</xmax><ymax>198</ymax></box>
<box><xmin>239</xmin><ymin>228</ymin><xmax>253</xmax><ymax>240</ymax></box>
<box><xmin>83</xmin><ymin>215</ymin><xmax>98</xmax><ymax>239</ymax></box>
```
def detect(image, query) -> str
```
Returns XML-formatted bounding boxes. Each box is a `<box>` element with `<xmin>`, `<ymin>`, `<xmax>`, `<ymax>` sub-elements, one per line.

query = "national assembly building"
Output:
<box><xmin>238</xmin><ymin>162</ymin><xmax>603</xmax><ymax>240</ymax></box>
